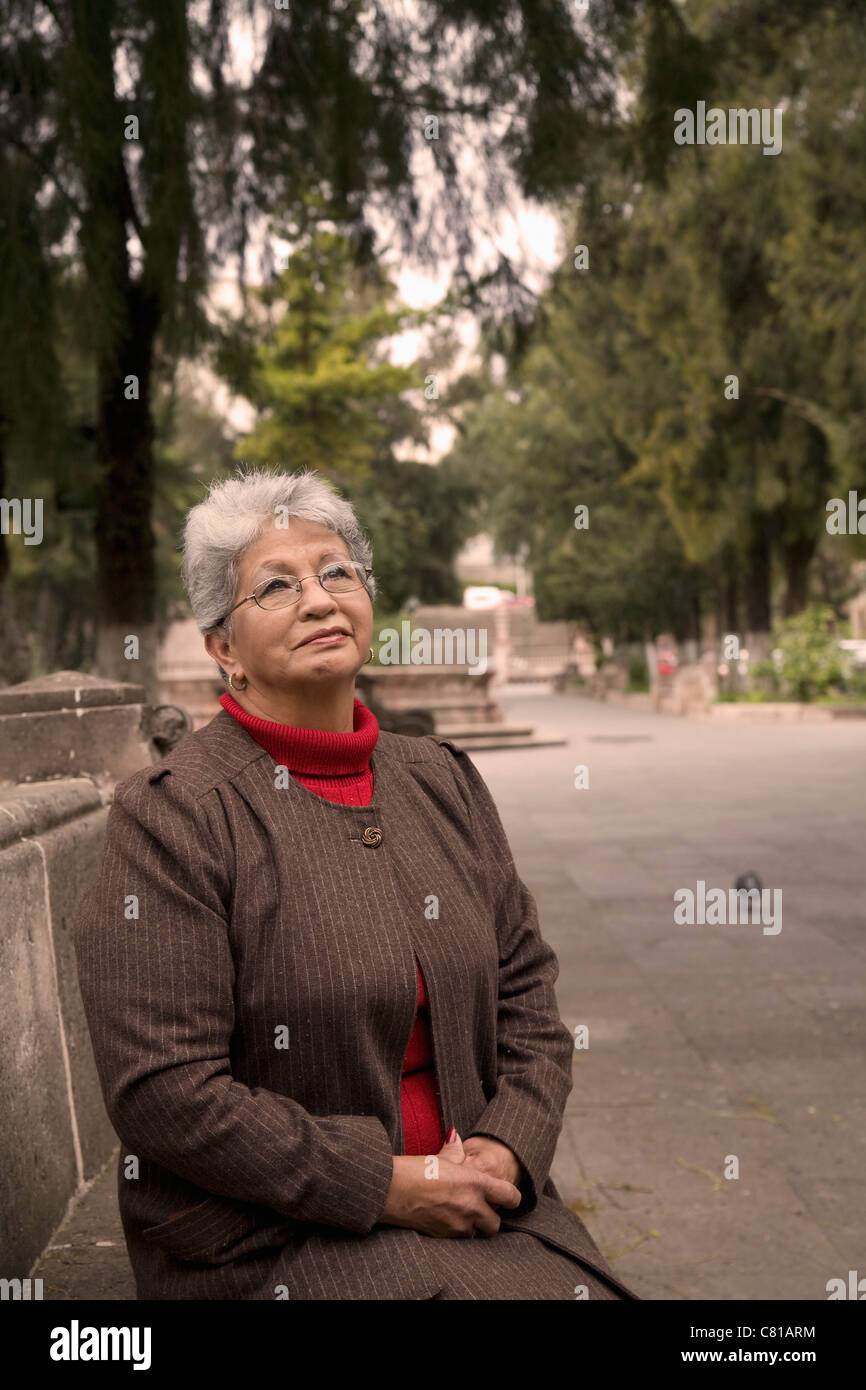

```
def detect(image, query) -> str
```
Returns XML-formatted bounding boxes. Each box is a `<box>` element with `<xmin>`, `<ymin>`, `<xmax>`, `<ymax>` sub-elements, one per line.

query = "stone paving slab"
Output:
<box><xmin>487</xmin><ymin>688</ymin><xmax>866</xmax><ymax>1301</ymax></box>
<box><xmin>33</xmin><ymin>1151</ymin><xmax>135</xmax><ymax>1300</ymax></box>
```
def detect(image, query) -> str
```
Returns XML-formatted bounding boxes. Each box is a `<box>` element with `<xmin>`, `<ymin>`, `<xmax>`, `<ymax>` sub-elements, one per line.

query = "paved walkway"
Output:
<box><xmin>33</xmin><ymin>688</ymin><xmax>866</xmax><ymax>1299</ymax></box>
<box><xmin>491</xmin><ymin>687</ymin><xmax>866</xmax><ymax>1300</ymax></box>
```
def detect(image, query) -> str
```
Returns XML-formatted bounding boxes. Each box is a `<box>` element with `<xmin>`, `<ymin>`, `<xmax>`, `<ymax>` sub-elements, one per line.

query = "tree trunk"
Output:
<box><xmin>690</xmin><ymin>568</ymin><xmax>702</xmax><ymax>647</ymax></box>
<box><xmin>69</xmin><ymin>2</ymin><xmax>166</xmax><ymax>704</ymax></box>
<box><xmin>743</xmin><ymin>513</ymin><xmax>773</xmax><ymax>662</ymax></box>
<box><xmin>0</xmin><ymin>575</ymin><xmax>31</xmax><ymax>686</ymax></box>
<box><xmin>744</xmin><ymin>512</ymin><xmax>772</xmax><ymax>630</ymax></box>
<box><xmin>722</xmin><ymin>543</ymin><xmax>739</xmax><ymax>636</ymax></box>
<box><xmin>92</xmin><ymin>281</ymin><xmax>161</xmax><ymax>703</ymax></box>
<box><xmin>0</xmin><ymin>429</ymin><xmax>32</xmax><ymax>686</ymax></box>
<box><xmin>780</xmin><ymin>534</ymin><xmax>815</xmax><ymax>617</ymax></box>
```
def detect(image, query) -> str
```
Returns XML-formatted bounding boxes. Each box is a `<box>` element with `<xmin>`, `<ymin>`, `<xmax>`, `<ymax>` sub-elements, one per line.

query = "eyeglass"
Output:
<box><xmin>220</xmin><ymin>558</ymin><xmax>372</xmax><ymax>623</ymax></box>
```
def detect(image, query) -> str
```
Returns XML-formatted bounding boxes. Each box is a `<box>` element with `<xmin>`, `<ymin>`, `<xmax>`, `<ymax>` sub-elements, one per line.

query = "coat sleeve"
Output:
<box><xmin>435</xmin><ymin>740</ymin><xmax>574</xmax><ymax>1216</ymax></box>
<box><xmin>73</xmin><ymin>769</ymin><xmax>395</xmax><ymax>1236</ymax></box>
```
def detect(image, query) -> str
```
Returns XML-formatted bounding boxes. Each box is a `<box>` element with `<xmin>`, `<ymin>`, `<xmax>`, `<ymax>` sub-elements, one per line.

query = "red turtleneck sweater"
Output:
<box><xmin>220</xmin><ymin>691</ymin><xmax>445</xmax><ymax>1156</ymax></box>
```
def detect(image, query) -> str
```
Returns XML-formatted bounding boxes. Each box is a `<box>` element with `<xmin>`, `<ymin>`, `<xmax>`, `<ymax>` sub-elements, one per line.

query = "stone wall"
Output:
<box><xmin>0</xmin><ymin>673</ymin><xmax>163</xmax><ymax>1280</ymax></box>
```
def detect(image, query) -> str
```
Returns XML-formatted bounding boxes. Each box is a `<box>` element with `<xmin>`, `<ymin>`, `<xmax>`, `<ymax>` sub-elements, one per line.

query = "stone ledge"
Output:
<box><xmin>0</xmin><ymin>671</ymin><xmax>157</xmax><ymax>788</ymax></box>
<box><xmin>0</xmin><ymin>706</ymin><xmax>155</xmax><ymax>788</ymax></box>
<box><xmin>706</xmin><ymin>702</ymin><xmax>866</xmax><ymax>722</ymax></box>
<box><xmin>0</xmin><ymin>779</ymin><xmax>104</xmax><ymax>851</ymax></box>
<box><xmin>0</xmin><ymin>670</ymin><xmax>144</xmax><ymax>715</ymax></box>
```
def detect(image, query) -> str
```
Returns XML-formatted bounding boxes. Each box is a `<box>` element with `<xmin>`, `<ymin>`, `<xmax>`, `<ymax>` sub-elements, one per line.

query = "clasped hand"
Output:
<box><xmin>457</xmin><ymin>1132</ymin><xmax>526</xmax><ymax>1190</ymax></box>
<box><xmin>378</xmin><ymin>1128</ymin><xmax>526</xmax><ymax>1239</ymax></box>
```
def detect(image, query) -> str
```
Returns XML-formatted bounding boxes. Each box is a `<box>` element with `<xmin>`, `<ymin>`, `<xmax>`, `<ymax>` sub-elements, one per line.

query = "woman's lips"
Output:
<box><xmin>300</xmin><ymin>632</ymin><xmax>349</xmax><ymax>647</ymax></box>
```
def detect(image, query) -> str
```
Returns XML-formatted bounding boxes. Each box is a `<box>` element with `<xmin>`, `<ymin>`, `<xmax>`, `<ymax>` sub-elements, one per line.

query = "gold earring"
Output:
<box><xmin>364</xmin><ymin>647</ymin><xmax>374</xmax><ymax>664</ymax></box>
<box><xmin>228</xmin><ymin>671</ymin><xmax>248</xmax><ymax>691</ymax></box>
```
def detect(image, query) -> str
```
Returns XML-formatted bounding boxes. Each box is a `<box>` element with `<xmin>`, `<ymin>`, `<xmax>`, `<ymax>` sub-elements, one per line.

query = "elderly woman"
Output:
<box><xmin>74</xmin><ymin>469</ymin><xmax>638</xmax><ymax>1302</ymax></box>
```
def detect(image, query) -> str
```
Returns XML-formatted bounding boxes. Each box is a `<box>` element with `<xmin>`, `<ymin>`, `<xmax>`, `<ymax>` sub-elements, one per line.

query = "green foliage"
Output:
<box><xmin>368</xmin><ymin>609</ymin><xmax>404</xmax><ymax>666</ymax></box>
<box><xmin>4</xmin><ymin>0</ymin><xmax>647</xmax><ymax>683</ymax></box>
<box><xmin>627</xmin><ymin>654</ymin><xmax>650</xmax><ymax>692</ymax></box>
<box><xmin>443</xmin><ymin>286</ymin><xmax>709</xmax><ymax>642</ymax></box>
<box><xmin>5</xmin><ymin>0</ymin><xmax>866</xmax><ymax>686</ymax></box>
<box><xmin>219</xmin><ymin>230</ymin><xmax>420</xmax><ymax>484</ymax></box>
<box><xmin>214</xmin><ymin>226</ymin><xmax>481</xmax><ymax>613</ymax></box>
<box><xmin>749</xmin><ymin>658</ymin><xmax>781</xmax><ymax>695</ymax></box>
<box><xmin>355</xmin><ymin>458</ymin><xmax>481</xmax><ymax>611</ymax></box>
<box><xmin>770</xmin><ymin>605</ymin><xmax>849</xmax><ymax>701</ymax></box>
<box><xmin>441</xmin><ymin>0</ymin><xmax>866</xmax><ymax>643</ymax></box>
<box><xmin>628</xmin><ymin>1</ymin><xmax>866</xmax><ymax>614</ymax></box>
<box><xmin>152</xmin><ymin>373</ymin><xmax>240</xmax><ymax>626</ymax></box>
<box><xmin>844</xmin><ymin>669</ymin><xmax>866</xmax><ymax>699</ymax></box>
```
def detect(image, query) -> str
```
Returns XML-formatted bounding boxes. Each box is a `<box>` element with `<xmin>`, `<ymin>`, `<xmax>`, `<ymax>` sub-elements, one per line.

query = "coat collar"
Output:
<box><xmin>148</xmin><ymin>705</ymin><xmax>437</xmax><ymax>798</ymax></box>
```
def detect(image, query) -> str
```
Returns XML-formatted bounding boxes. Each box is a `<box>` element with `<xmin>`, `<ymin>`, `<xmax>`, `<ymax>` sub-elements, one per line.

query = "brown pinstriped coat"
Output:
<box><xmin>74</xmin><ymin>709</ymin><xmax>637</xmax><ymax>1300</ymax></box>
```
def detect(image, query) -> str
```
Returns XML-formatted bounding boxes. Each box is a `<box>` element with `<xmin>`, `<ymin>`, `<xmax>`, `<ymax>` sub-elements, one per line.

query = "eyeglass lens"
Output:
<box><xmin>255</xmin><ymin>561</ymin><xmax>364</xmax><ymax>608</ymax></box>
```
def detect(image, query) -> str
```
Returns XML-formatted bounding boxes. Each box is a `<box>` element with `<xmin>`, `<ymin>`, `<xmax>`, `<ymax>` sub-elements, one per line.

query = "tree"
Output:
<box><xmin>2</xmin><ymin>266</ymin><xmax>238</xmax><ymax>677</ymax></box>
<box><xmin>449</xmin><ymin>0</ymin><xmax>866</xmax><ymax>649</ymax></box>
<box><xmin>443</xmin><ymin>318</ymin><xmax>708</xmax><ymax>644</ymax></box>
<box><xmin>620</xmin><ymin>0</ymin><xmax>866</xmax><ymax>631</ymax></box>
<box><xmin>2</xmin><ymin>0</ymin><xmax>646</xmax><ymax>694</ymax></box>
<box><xmin>0</xmin><ymin>148</ymin><xmax>71</xmax><ymax>684</ymax></box>
<box><xmin>216</xmin><ymin>226</ymin><xmax>421</xmax><ymax>486</ymax></box>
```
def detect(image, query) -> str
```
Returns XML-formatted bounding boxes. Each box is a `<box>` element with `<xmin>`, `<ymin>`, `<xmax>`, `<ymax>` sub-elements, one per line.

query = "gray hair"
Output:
<box><xmin>181</xmin><ymin>469</ymin><xmax>377</xmax><ymax>647</ymax></box>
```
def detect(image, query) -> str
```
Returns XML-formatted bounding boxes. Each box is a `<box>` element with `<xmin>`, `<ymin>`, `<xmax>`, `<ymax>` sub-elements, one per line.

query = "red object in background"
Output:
<box><xmin>657</xmin><ymin>649</ymin><xmax>677</xmax><ymax>677</ymax></box>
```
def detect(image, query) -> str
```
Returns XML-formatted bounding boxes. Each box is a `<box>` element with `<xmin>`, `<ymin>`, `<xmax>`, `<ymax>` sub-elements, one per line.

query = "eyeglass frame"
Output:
<box><xmin>217</xmin><ymin>560</ymin><xmax>373</xmax><ymax>626</ymax></box>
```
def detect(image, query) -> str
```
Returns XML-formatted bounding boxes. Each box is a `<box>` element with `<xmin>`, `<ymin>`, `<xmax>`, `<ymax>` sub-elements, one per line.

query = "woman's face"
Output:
<box><xmin>208</xmin><ymin>518</ymin><xmax>374</xmax><ymax>695</ymax></box>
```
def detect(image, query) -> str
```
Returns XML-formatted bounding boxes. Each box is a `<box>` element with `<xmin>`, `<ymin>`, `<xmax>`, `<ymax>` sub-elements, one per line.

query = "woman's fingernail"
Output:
<box><xmin>446</xmin><ymin>1126</ymin><xmax>457</xmax><ymax>1143</ymax></box>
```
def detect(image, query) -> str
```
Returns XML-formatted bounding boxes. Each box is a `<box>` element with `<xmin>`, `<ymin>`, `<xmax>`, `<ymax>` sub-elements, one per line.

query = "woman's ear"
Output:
<box><xmin>205</xmin><ymin>628</ymin><xmax>232</xmax><ymax>668</ymax></box>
